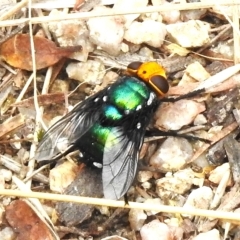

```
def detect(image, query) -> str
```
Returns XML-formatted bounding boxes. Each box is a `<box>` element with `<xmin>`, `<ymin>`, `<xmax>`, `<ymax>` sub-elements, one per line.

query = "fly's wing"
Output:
<box><xmin>35</xmin><ymin>92</ymin><xmax>106</xmax><ymax>163</ymax></box>
<box><xmin>102</xmin><ymin>126</ymin><xmax>145</xmax><ymax>200</ymax></box>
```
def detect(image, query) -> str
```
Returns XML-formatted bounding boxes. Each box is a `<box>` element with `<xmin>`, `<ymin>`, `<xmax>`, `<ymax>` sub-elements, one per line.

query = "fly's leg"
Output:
<box><xmin>161</xmin><ymin>89</ymin><xmax>205</xmax><ymax>102</ymax></box>
<box><xmin>145</xmin><ymin>129</ymin><xmax>211</xmax><ymax>143</ymax></box>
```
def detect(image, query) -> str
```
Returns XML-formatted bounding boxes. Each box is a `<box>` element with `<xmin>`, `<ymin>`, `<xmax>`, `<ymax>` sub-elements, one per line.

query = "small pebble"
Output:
<box><xmin>124</xmin><ymin>19</ymin><xmax>167</xmax><ymax>48</ymax></box>
<box><xmin>182</xmin><ymin>186</ymin><xmax>213</xmax><ymax>218</ymax></box>
<box><xmin>159</xmin><ymin>1</ymin><xmax>180</xmax><ymax>23</ymax></box>
<box><xmin>49</xmin><ymin>161</ymin><xmax>78</xmax><ymax>193</ymax></box>
<box><xmin>50</xmin><ymin>79</ymin><xmax>69</xmax><ymax>93</ymax></box>
<box><xmin>194</xmin><ymin>114</ymin><xmax>207</xmax><ymax>125</ymax></box>
<box><xmin>48</xmin><ymin>9</ymin><xmax>91</xmax><ymax>61</ymax></box>
<box><xmin>0</xmin><ymin>169</ymin><xmax>12</xmax><ymax>182</ymax></box>
<box><xmin>66</xmin><ymin>60</ymin><xmax>105</xmax><ymax>85</ymax></box>
<box><xmin>150</xmin><ymin>137</ymin><xmax>193</xmax><ymax>172</ymax></box>
<box><xmin>156</xmin><ymin>174</ymin><xmax>192</xmax><ymax>198</ymax></box>
<box><xmin>141</xmin><ymin>181</ymin><xmax>152</xmax><ymax>189</ymax></box>
<box><xmin>209</xmin><ymin>163</ymin><xmax>232</xmax><ymax>186</ymax></box>
<box><xmin>138</xmin><ymin>47</ymin><xmax>154</xmax><ymax>59</ymax></box>
<box><xmin>155</xmin><ymin>100</ymin><xmax>206</xmax><ymax>130</ymax></box>
<box><xmin>0</xmin><ymin>227</ymin><xmax>16</xmax><ymax>240</ymax></box>
<box><xmin>137</xmin><ymin>171</ymin><xmax>153</xmax><ymax>183</ymax></box>
<box><xmin>140</xmin><ymin>220</ymin><xmax>173</xmax><ymax>240</ymax></box>
<box><xmin>211</xmin><ymin>40</ymin><xmax>234</xmax><ymax>60</ymax></box>
<box><xmin>166</xmin><ymin>20</ymin><xmax>210</xmax><ymax>48</ymax></box>
<box><xmin>87</xmin><ymin>6</ymin><xmax>125</xmax><ymax>56</ymax></box>
<box><xmin>179</xmin><ymin>62</ymin><xmax>210</xmax><ymax>85</ymax></box>
<box><xmin>9</xmin><ymin>134</ymin><xmax>21</xmax><ymax>150</ymax></box>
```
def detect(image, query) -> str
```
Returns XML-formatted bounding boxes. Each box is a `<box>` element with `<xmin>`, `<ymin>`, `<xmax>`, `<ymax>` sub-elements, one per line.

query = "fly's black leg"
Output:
<box><xmin>151</xmin><ymin>88</ymin><xmax>210</xmax><ymax>143</ymax></box>
<box><xmin>161</xmin><ymin>88</ymin><xmax>206</xmax><ymax>102</ymax></box>
<box><xmin>145</xmin><ymin>129</ymin><xmax>211</xmax><ymax>143</ymax></box>
<box><xmin>124</xmin><ymin>194</ymin><xmax>129</xmax><ymax>206</ymax></box>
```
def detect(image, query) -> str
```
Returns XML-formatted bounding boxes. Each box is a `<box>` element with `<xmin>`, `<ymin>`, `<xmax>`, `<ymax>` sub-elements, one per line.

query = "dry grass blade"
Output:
<box><xmin>194</xmin><ymin>64</ymin><xmax>240</xmax><ymax>90</ymax></box>
<box><xmin>0</xmin><ymin>0</ymin><xmax>29</xmax><ymax>21</ymax></box>
<box><xmin>1</xmin><ymin>189</ymin><xmax>240</xmax><ymax>222</ymax></box>
<box><xmin>0</xmin><ymin>2</ymin><xmax>240</xmax><ymax>27</ymax></box>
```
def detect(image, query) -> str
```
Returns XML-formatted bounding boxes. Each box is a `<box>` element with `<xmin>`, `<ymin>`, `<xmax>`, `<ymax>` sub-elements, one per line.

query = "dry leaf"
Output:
<box><xmin>5</xmin><ymin>200</ymin><xmax>54</xmax><ymax>240</ymax></box>
<box><xmin>0</xmin><ymin>34</ymin><xmax>81</xmax><ymax>70</ymax></box>
<box><xmin>166</xmin><ymin>43</ymin><xmax>190</xmax><ymax>56</ymax></box>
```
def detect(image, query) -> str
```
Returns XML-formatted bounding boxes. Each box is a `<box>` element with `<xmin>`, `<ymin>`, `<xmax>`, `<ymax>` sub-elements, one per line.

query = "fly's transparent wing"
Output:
<box><xmin>102</xmin><ymin>127</ymin><xmax>145</xmax><ymax>200</ymax></box>
<box><xmin>35</xmin><ymin>92</ymin><xmax>106</xmax><ymax>163</ymax></box>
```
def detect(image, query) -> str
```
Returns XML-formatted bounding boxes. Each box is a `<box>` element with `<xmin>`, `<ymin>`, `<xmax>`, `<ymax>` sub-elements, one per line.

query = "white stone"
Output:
<box><xmin>150</xmin><ymin>137</ymin><xmax>193</xmax><ymax>172</ymax></box>
<box><xmin>182</xmin><ymin>186</ymin><xmax>213</xmax><ymax>218</ymax></box>
<box><xmin>140</xmin><ymin>220</ymin><xmax>173</xmax><ymax>240</ymax></box>
<box><xmin>124</xmin><ymin>19</ymin><xmax>167</xmax><ymax>48</ymax></box>
<box><xmin>66</xmin><ymin>60</ymin><xmax>105</xmax><ymax>85</ymax></box>
<box><xmin>166</xmin><ymin>20</ymin><xmax>210</xmax><ymax>48</ymax></box>
<box><xmin>209</xmin><ymin>163</ymin><xmax>232</xmax><ymax>186</ymax></box>
<box><xmin>48</xmin><ymin>9</ymin><xmax>93</xmax><ymax>62</ymax></box>
<box><xmin>155</xmin><ymin>100</ymin><xmax>206</xmax><ymax>130</ymax></box>
<box><xmin>49</xmin><ymin>161</ymin><xmax>78</xmax><ymax>193</ymax></box>
<box><xmin>87</xmin><ymin>6</ymin><xmax>125</xmax><ymax>56</ymax></box>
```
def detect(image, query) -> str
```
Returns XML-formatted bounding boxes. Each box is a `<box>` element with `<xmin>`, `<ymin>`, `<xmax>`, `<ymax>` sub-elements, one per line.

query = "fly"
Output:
<box><xmin>35</xmin><ymin>61</ymin><xmax>204</xmax><ymax>200</ymax></box>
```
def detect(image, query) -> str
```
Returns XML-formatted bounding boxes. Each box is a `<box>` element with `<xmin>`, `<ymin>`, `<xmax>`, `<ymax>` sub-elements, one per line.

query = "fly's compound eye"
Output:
<box><xmin>150</xmin><ymin>75</ymin><xmax>169</xmax><ymax>95</ymax></box>
<box><xmin>127</xmin><ymin>61</ymin><xmax>143</xmax><ymax>71</ymax></box>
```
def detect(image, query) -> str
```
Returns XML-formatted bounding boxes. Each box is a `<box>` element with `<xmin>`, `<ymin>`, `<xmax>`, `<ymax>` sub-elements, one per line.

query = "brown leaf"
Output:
<box><xmin>5</xmin><ymin>200</ymin><xmax>54</xmax><ymax>240</ymax></box>
<box><xmin>0</xmin><ymin>34</ymin><xmax>82</xmax><ymax>70</ymax></box>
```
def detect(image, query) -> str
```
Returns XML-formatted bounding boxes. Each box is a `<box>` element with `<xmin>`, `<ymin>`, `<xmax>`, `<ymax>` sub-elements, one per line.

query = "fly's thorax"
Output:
<box><xmin>104</xmin><ymin>76</ymin><xmax>157</xmax><ymax>117</ymax></box>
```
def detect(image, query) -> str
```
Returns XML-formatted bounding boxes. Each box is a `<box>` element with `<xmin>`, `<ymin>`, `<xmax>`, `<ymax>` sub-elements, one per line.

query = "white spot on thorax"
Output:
<box><xmin>136</xmin><ymin>105</ymin><xmax>142</xmax><ymax>111</ymax></box>
<box><xmin>147</xmin><ymin>92</ymin><xmax>155</xmax><ymax>106</ymax></box>
<box><xmin>93</xmin><ymin>162</ymin><xmax>103</xmax><ymax>168</ymax></box>
<box><xmin>137</xmin><ymin>122</ymin><xmax>141</xmax><ymax>129</ymax></box>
